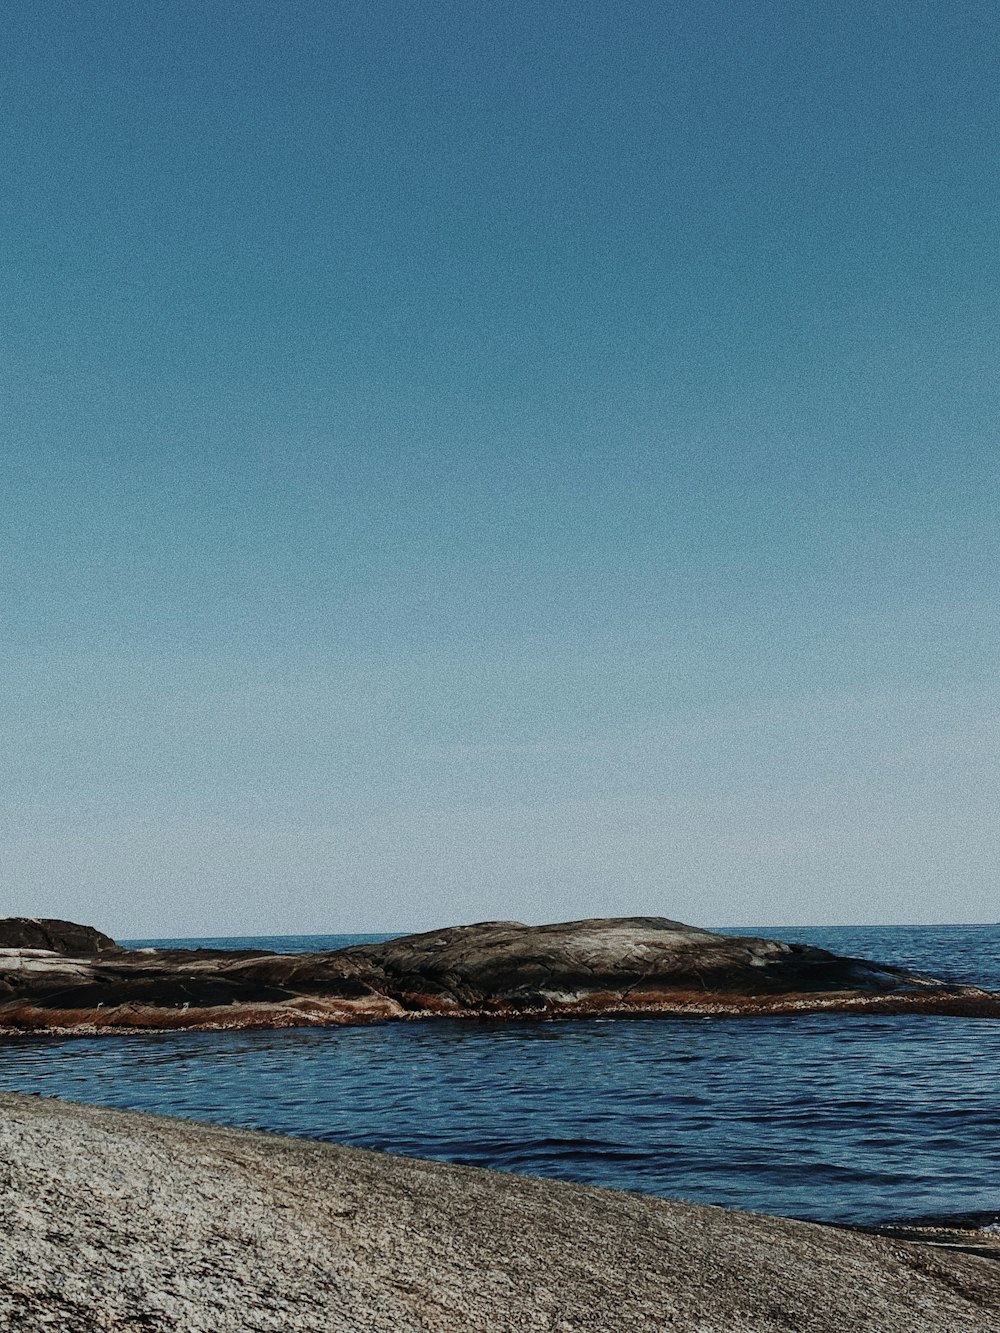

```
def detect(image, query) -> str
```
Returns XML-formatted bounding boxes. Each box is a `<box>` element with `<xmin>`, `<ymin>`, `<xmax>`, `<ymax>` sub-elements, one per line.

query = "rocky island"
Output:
<box><xmin>2</xmin><ymin>915</ymin><xmax>998</xmax><ymax>1033</ymax></box>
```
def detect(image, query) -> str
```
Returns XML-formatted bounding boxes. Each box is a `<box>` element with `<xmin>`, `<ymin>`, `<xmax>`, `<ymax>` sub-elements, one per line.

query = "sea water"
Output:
<box><xmin>1</xmin><ymin>924</ymin><xmax>998</xmax><ymax>1227</ymax></box>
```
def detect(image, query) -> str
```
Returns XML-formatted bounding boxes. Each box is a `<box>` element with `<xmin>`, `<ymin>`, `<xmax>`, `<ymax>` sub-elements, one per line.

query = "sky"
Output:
<box><xmin>2</xmin><ymin>1</ymin><xmax>998</xmax><ymax>937</ymax></box>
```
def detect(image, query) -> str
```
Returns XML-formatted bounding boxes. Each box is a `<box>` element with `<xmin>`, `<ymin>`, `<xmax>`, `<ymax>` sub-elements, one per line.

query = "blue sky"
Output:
<box><xmin>2</xmin><ymin>1</ymin><xmax>997</xmax><ymax>935</ymax></box>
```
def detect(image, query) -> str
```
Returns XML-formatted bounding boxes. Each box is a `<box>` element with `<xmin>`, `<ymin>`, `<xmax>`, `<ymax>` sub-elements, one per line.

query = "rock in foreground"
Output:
<box><xmin>2</xmin><ymin>915</ymin><xmax>998</xmax><ymax>1032</ymax></box>
<box><xmin>0</xmin><ymin>1091</ymin><xmax>998</xmax><ymax>1332</ymax></box>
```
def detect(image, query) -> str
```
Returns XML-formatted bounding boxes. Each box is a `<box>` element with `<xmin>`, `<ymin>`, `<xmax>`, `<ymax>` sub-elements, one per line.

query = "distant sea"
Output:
<box><xmin>2</xmin><ymin>923</ymin><xmax>998</xmax><ymax>1228</ymax></box>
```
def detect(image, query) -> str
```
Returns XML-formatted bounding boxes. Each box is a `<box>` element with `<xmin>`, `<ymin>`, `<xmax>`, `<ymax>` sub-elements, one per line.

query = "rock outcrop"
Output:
<box><xmin>1</xmin><ymin>915</ymin><xmax>998</xmax><ymax>1032</ymax></box>
<box><xmin>328</xmin><ymin>916</ymin><xmax>958</xmax><ymax>1012</ymax></box>
<box><xmin>1</xmin><ymin>1091</ymin><xmax>998</xmax><ymax>1332</ymax></box>
<box><xmin>0</xmin><ymin>917</ymin><xmax>118</xmax><ymax>956</ymax></box>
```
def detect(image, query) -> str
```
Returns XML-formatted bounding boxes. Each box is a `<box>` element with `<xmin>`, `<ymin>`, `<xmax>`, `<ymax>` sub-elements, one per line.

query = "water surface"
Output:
<box><xmin>2</xmin><ymin>924</ymin><xmax>998</xmax><ymax>1227</ymax></box>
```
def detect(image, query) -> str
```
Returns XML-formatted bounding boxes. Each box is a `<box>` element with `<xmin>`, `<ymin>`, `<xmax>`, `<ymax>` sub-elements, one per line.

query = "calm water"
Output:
<box><xmin>2</xmin><ymin>924</ymin><xmax>998</xmax><ymax>1227</ymax></box>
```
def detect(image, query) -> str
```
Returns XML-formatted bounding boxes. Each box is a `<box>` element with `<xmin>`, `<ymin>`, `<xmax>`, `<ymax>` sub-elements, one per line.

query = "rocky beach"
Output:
<box><xmin>2</xmin><ymin>915</ymin><xmax>999</xmax><ymax>1034</ymax></box>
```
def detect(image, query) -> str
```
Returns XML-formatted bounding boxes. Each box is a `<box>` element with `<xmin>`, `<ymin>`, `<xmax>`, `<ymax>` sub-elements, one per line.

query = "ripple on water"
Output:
<box><xmin>3</xmin><ymin>925</ymin><xmax>1000</xmax><ymax>1226</ymax></box>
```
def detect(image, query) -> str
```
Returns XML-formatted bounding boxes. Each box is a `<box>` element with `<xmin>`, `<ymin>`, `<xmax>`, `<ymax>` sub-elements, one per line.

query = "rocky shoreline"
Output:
<box><xmin>2</xmin><ymin>915</ymin><xmax>999</xmax><ymax>1035</ymax></box>
<box><xmin>0</xmin><ymin>1090</ymin><xmax>997</xmax><ymax>1332</ymax></box>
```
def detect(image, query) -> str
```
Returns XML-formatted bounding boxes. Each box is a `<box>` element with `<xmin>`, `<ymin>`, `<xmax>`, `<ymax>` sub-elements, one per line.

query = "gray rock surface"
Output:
<box><xmin>2</xmin><ymin>916</ymin><xmax>998</xmax><ymax>1032</ymax></box>
<box><xmin>0</xmin><ymin>1091</ymin><xmax>998</xmax><ymax>1332</ymax></box>
<box><xmin>330</xmin><ymin>916</ymin><xmax>958</xmax><ymax>1010</ymax></box>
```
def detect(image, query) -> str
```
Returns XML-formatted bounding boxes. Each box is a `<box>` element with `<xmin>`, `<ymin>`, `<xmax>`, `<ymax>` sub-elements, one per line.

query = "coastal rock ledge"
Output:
<box><xmin>1</xmin><ymin>1092</ymin><xmax>999</xmax><ymax>1332</ymax></box>
<box><xmin>2</xmin><ymin>915</ymin><xmax>998</xmax><ymax>1033</ymax></box>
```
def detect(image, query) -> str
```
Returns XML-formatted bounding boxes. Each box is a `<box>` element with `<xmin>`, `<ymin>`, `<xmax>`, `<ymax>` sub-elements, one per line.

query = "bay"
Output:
<box><xmin>2</xmin><ymin>924</ymin><xmax>998</xmax><ymax>1227</ymax></box>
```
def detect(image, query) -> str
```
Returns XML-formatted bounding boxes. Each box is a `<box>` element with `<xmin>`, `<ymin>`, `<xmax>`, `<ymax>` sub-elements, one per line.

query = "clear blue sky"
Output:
<box><xmin>2</xmin><ymin>1</ymin><xmax>997</xmax><ymax>936</ymax></box>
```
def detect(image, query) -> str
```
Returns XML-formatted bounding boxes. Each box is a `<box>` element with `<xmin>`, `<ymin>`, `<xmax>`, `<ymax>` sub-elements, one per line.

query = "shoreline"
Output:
<box><xmin>6</xmin><ymin>916</ymin><xmax>1000</xmax><ymax>1038</ymax></box>
<box><xmin>4</xmin><ymin>984</ymin><xmax>1000</xmax><ymax>1037</ymax></box>
<box><xmin>2</xmin><ymin>1091</ymin><xmax>999</xmax><ymax>1331</ymax></box>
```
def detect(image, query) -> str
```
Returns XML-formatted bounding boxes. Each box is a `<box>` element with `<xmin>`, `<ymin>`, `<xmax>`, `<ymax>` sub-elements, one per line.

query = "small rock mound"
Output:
<box><xmin>0</xmin><ymin>918</ymin><xmax>118</xmax><ymax>956</ymax></box>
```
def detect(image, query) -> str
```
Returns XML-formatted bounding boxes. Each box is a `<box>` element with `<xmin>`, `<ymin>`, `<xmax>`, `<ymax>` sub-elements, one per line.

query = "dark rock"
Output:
<box><xmin>332</xmin><ymin>916</ymin><xmax>959</xmax><ymax>1009</ymax></box>
<box><xmin>854</xmin><ymin>1212</ymin><xmax>1000</xmax><ymax>1263</ymax></box>
<box><xmin>0</xmin><ymin>917</ymin><xmax>118</xmax><ymax>956</ymax></box>
<box><xmin>1</xmin><ymin>915</ymin><xmax>998</xmax><ymax>1033</ymax></box>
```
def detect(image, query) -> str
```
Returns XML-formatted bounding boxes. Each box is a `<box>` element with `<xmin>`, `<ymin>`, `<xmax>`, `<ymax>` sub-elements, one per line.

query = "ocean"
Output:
<box><xmin>1</xmin><ymin>923</ymin><xmax>998</xmax><ymax>1228</ymax></box>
